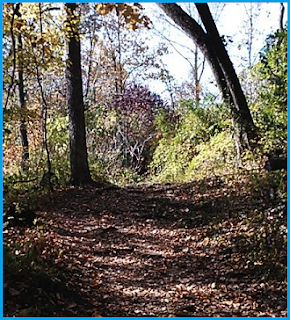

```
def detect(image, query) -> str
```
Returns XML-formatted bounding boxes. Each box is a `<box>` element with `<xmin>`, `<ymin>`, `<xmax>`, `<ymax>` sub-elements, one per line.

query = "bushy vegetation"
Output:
<box><xmin>252</xmin><ymin>28</ymin><xmax>287</xmax><ymax>156</ymax></box>
<box><xmin>3</xmin><ymin>28</ymin><xmax>287</xmax><ymax>189</ymax></box>
<box><xmin>86</xmin><ymin>84</ymin><xmax>168</xmax><ymax>184</ymax></box>
<box><xmin>150</xmin><ymin>28</ymin><xmax>287</xmax><ymax>182</ymax></box>
<box><xmin>151</xmin><ymin>97</ymin><xmax>237</xmax><ymax>182</ymax></box>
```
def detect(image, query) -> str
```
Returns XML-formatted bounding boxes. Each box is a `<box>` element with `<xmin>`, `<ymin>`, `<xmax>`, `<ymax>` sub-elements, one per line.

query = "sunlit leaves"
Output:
<box><xmin>3</xmin><ymin>3</ymin><xmax>65</xmax><ymax>76</ymax></box>
<box><xmin>96</xmin><ymin>3</ymin><xmax>116</xmax><ymax>16</ymax></box>
<box><xmin>96</xmin><ymin>3</ymin><xmax>150</xmax><ymax>30</ymax></box>
<box><xmin>64</xmin><ymin>4</ymin><xmax>81</xmax><ymax>40</ymax></box>
<box><xmin>3</xmin><ymin>2</ymin><xmax>66</xmax><ymax>176</ymax></box>
<box><xmin>252</xmin><ymin>29</ymin><xmax>287</xmax><ymax>155</ymax></box>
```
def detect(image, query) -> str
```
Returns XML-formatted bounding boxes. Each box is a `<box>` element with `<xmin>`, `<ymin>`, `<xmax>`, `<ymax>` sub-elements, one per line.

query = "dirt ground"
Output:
<box><xmin>3</xmin><ymin>173</ymin><xmax>287</xmax><ymax>317</ymax></box>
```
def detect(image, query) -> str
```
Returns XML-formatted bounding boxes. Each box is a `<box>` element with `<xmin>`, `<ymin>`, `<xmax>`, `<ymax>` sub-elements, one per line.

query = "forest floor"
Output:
<box><xmin>3</xmin><ymin>171</ymin><xmax>287</xmax><ymax>317</ymax></box>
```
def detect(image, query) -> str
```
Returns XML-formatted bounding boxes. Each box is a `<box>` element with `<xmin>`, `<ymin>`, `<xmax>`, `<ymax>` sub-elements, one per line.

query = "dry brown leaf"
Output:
<box><xmin>9</xmin><ymin>288</ymin><xmax>20</xmax><ymax>296</ymax></box>
<box><xmin>67</xmin><ymin>302</ymin><xmax>77</xmax><ymax>309</ymax></box>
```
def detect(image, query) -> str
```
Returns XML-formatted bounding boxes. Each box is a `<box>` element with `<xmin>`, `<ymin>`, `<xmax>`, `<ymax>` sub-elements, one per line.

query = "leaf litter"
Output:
<box><xmin>3</xmin><ymin>172</ymin><xmax>287</xmax><ymax>316</ymax></box>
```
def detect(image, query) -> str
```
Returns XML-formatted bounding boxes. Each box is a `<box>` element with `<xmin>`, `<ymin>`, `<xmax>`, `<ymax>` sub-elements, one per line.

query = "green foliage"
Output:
<box><xmin>3</xmin><ymin>169</ymin><xmax>46</xmax><ymax>212</ymax></box>
<box><xmin>154</xmin><ymin>108</ymin><xmax>175</xmax><ymax>134</ymax></box>
<box><xmin>46</xmin><ymin>115</ymin><xmax>70</xmax><ymax>184</ymax></box>
<box><xmin>3</xmin><ymin>202</ymin><xmax>36</xmax><ymax>229</ymax></box>
<box><xmin>3</xmin><ymin>113</ymin><xmax>69</xmax><ymax>209</ymax></box>
<box><xmin>3</xmin><ymin>237</ymin><xmax>43</xmax><ymax>274</ymax></box>
<box><xmin>151</xmin><ymin>109</ymin><xmax>199</xmax><ymax>182</ymax></box>
<box><xmin>185</xmin><ymin>131</ymin><xmax>236</xmax><ymax>179</ymax></box>
<box><xmin>151</xmin><ymin>101</ymin><xmax>235</xmax><ymax>182</ymax></box>
<box><xmin>245</xmin><ymin>171</ymin><xmax>287</xmax><ymax>269</ymax></box>
<box><xmin>252</xmin><ymin>29</ymin><xmax>287</xmax><ymax>155</ymax></box>
<box><xmin>2</xmin><ymin>4</ymin><xmax>287</xmax><ymax>193</ymax></box>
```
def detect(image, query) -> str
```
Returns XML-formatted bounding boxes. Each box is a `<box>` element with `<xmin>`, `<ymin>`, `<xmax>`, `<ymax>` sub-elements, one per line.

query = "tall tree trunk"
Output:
<box><xmin>279</xmin><ymin>3</ymin><xmax>285</xmax><ymax>30</ymax></box>
<box><xmin>15</xmin><ymin>4</ymin><xmax>29</xmax><ymax>170</ymax></box>
<box><xmin>195</xmin><ymin>4</ymin><xmax>255</xmax><ymax>147</ymax></box>
<box><xmin>158</xmin><ymin>3</ymin><xmax>256</xmax><ymax>149</ymax></box>
<box><xmin>65</xmin><ymin>3</ymin><xmax>92</xmax><ymax>185</ymax></box>
<box><xmin>17</xmin><ymin>35</ymin><xmax>29</xmax><ymax>169</ymax></box>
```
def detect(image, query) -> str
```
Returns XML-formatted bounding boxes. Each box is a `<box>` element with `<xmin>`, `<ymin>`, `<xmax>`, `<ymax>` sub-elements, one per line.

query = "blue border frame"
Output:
<box><xmin>1</xmin><ymin>1</ymin><xmax>288</xmax><ymax>319</ymax></box>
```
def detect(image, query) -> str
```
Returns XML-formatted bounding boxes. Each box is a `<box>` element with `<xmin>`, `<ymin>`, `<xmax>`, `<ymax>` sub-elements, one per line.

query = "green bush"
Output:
<box><xmin>185</xmin><ymin>131</ymin><xmax>236</xmax><ymax>179</ymax></box>
<box><xmin>46</xmin><ymin>115</ymin><xmax>70</xmax><ymax>184</ymax></box>
<box><xmin>252</xmin><ymin>29</ymin><xmax>287</xmax><ymax>156</ymax></box>
<box><xmin>151</xmin><ymin>101</ymin><xmax>235</xmax><ymax>182</ymax></box>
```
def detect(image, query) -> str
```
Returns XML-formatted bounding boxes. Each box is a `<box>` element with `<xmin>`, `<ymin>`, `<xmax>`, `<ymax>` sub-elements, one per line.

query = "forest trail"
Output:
<box><xmin>4</xmin><ymin>173</ymin><xmax>287</xmax><ymax>317</ymax></box>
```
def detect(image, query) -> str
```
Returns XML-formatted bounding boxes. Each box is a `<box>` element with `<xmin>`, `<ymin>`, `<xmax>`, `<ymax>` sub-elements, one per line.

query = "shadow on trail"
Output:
<box><xmin>4</xmin><ymin>174</ymin><xmax>287</xmax><ymax>316</ymax></box>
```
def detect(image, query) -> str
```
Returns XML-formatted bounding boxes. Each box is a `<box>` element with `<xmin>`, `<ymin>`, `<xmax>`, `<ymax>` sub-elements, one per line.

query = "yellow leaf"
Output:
<box><xmin>202</xmin><ymin>237</ymin><xmax>210</xmax><ymax>246</ymax></box>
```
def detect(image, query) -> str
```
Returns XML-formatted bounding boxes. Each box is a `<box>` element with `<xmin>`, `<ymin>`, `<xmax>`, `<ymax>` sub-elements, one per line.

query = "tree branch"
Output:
<box><xmin>4</xmin><ymin>3</ymin><xmax>20</xmax><ymax>110</ymax></box>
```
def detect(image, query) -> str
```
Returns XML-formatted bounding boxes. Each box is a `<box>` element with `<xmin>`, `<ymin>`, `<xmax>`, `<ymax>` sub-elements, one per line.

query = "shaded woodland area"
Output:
<box><xmin>3</xmin><ymin>3</ymin><xmax>287</xmax><ymax>317</ymax></box>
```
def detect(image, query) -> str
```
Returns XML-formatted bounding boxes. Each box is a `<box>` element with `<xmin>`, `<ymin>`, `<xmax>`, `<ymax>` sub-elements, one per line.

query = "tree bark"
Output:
<box><xmin>280</xmin><ymin>3</ymin><xmax>285</xmax><ymax>30</ymax></box>
<box><xmin>195</xmin><ymin>4</ymin><xmax>255</xmax><ymax>144</ymax></box>
<box><xmin>17</xmin><ymin>35</ymin><xmax>29</xmax><ymax>169</ymax></box>
<box><xmin>158</xmin><ymin>3</ymin><xmax>256</xmax><ymax>149</ymax></box>
<box><xmin>15</xmin><ymin>4</ymin><xmax>29</xmax><ymax>170</ymax></box>
<box><xmin>65</xmin><ymin>3</ymin><xmax>92</xmax><ymax>185</ymax></box>
<box><xmin>265</xmin><ymin>157</ymin><xmax>287</xmax><ymax>171</ymax></box>
<box><xmin>193</xmin><ymin>46</ymin><xmax>200</xmax><ymax>106</ymax></box>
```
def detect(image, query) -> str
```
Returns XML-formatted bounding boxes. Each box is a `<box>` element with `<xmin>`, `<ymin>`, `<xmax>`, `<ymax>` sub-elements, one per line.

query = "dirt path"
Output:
<box><xmin>3</xmin><ymin>174</ymin><xmax>287</xmax><ymax>316</ymax></box>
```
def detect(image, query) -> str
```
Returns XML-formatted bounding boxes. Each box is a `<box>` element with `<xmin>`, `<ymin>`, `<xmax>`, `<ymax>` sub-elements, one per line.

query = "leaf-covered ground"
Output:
<box><xmin>3</xmin><ymin>172</ymin><xmax>287</xmax><ymax>317</ymax></box>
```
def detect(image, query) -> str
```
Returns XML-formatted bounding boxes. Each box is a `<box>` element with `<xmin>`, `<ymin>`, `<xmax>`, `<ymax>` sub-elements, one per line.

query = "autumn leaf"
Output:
<box><xmin>9</xmin><ymin>288</ymin><xmax>21</xmax><ymax>296</ymax></box>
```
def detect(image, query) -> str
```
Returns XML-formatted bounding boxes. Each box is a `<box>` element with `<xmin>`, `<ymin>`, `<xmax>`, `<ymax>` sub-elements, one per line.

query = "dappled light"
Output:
<box><xmin>4</xmin><ymin>172</ymin><xmax>286</xmax><ymax>316</ymax></box>
<box><xmin>3</xmin><ymin>2</ymin><xmax>287</xmax><ymax>317</ymax></box>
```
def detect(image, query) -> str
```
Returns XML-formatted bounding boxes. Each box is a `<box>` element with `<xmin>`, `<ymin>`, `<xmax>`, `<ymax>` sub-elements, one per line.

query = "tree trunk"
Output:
<box><xmin>195</xmin><ymin>4</ymin><xmax>255</xmax><ymax>145</ymax></box>
<box><xmin>158</xmin><ymin>3</ymin><xmax>256</xmax><ymax>149</ymax></box>
<box><xmin>15</xmin><ymin>4</ymin><xmax>29</xmax><ymax>170</ymax></box>
<box><xmin>280</xmin><ymin>3</ymin><xmax>285</xmax><ymax>30</ymax></box>
<box><xmin>18</xmin><ymin>37</ymin><xmax>29</xmax><ymax>169</ymax></box>
<box><xmin>158</xmin><ymin>4</ymin><xmax>230</xmax><ymax>101</ymax></box>
<box><xmin>265</xmin><ymin>157</ymin><xmax>287</xmax><ymax>171</ymax></box>
<box><xmin>65</xmin><ymin>3</ymin><xmax>92</xmax><ymax>185</ymax></box>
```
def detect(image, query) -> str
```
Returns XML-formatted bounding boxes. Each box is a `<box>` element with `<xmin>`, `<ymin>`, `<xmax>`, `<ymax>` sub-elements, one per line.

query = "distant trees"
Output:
<box><xmin>3</xmin><ymin>3</ymin><xmax>63</xmax><ymax>179</ymax></box>
<box><xmin>3</xmin><ymin>2</ymin><xmax>166</xmax><ymax>186</ymax></box>
<box><xmin>109</xmin><ymin>85</ymin><xmax>166</xmax><ymax>173</ymax></box>
<box><xmin>5</xmin><ymin>4</ymin><xmax>30</xmax><ymax>170</ymax></box>
<box><xmin>82</xmin><ymin>2</ymin><xmax>164</xmax><ymax>105</ymax></box>
<box><xmin>82</xmin><ymin>4</ymin><xmax>170</xmax><ymax>179</ymax></box>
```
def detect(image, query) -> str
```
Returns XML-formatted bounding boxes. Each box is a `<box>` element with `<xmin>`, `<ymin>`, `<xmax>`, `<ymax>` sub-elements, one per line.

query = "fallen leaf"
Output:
<box><xmin>9</xmin><ymin>288</ymin><xmax>20</xmax><ymax>296</ymax></box>
<box><xmin>203</xmin><ymin>237</ymin><xmax>210</xmax><ymax>246</ymax></box>
<box><xmin>67</xmin><ymin>302</ymin><xmax>77</xmax><ymax>309</ymax></box>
